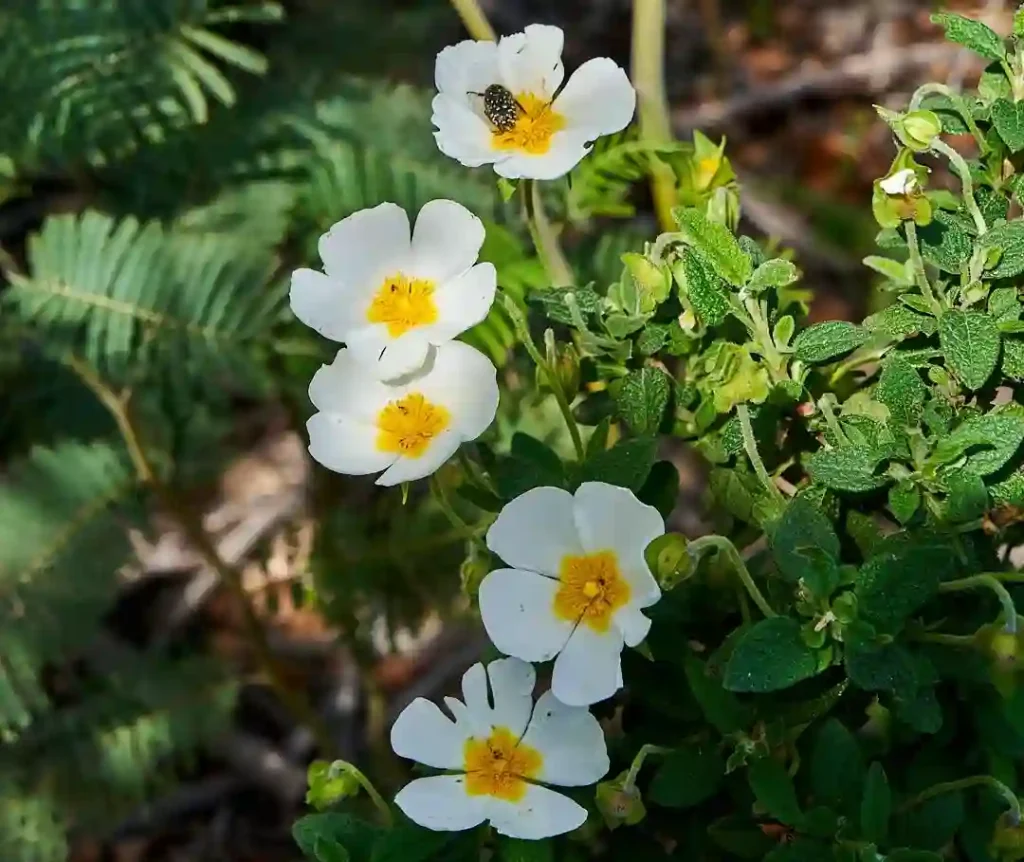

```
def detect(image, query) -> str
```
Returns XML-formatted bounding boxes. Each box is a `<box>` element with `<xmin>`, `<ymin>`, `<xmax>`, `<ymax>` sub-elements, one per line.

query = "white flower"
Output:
<box><xmin>305</xmin><ymin>341</ymin><xmax>498</xmax><ymax>486</ymax></box>
<box><xmin>479</xmin><ymin>483</ymin><xmax>664</xmax><ymax>706</ymax></box>
<box><xmin>290</xmin><ymin>200</ymin><xmax>497</xmax><ymax>382</ymax></box>
<box><xmin>391</xmin><ymin>657</ymin><xmax>609</xmax><ymax>839</ymax></box>
<box><xmin>432</xmin><ymin>24</ymin><xmax>636</xmax><ymax>180</ymax></box>
<box><xmin>879</xmin><ymin>168</ymin><xmax>918</xmax><ymax>196</ymax></box>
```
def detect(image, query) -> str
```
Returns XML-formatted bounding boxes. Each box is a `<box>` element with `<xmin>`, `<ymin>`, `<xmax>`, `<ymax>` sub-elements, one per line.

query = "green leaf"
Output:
<box><xmin>805</xmin><ymin>446</ymin><xmax>890</xmax><ymax>493</ymax></box>
<box><xmin>674</xmin><ymin>207</ymin><xmax>753</xmax><ymax>286</ymax></box>
<box><xmin>854</xmin><ymin>544</ymin><xmax>948</xmax><ymax>634</ymax></box>
<box><xmin>650</xmin><ymin>743</ymin><xmax>725</xmax><ymax>808</ymax></box>
<box><xmin>932</xmin><ymin>12</ymin><xmax>1006</xmax><ymax>61</ymax></box>
<box><xmin>723</xmin><ymin>617</ymin><xmax>825</xmax><ymax>693</ymax></box>
<box><xmin>678</xmin><ymin>247</ymin><xmax>731</xmax><ymax>326</ymax></box>
<box><xmin>888</xmin><ymin>481</ymin><xmax>921</xmax><ymax>524</ymax></box>
<box><xmin>747</xmin><ymin>259</ymin><xmax>799</xmax><ymax>294</ymax></box>
<box><xmin>637</xmin><ymin>460</ymin><xmax>680</xmax><ymax>518</ymax></box>
<box><xmin>981</xmin><ymin>220</ymin><xmax>1024</xmax><ymax>279</ymax></box>
<box><xmin>683</xmin><ymin>654</ymin><xmax>751</xmax><ymax>733</ymax></box>
<box><xmin>859</xmin><ymin>762</ymin><xmax>892</xmax><ymax>845</ymax></box>
<box><xmin>939</xmin><ymin>310</ymin><xmax>1000</xmax><ymax>391</ymax></box>
<box><xmin>810</xmin><ymin>719</ymin><xmax>865</xmax><ymax>816</ymax></box>
<box><xmin>1004</xmin><ymin>337</ymin><xmax>1024</xmax><ymax>380</ymax></box>
<box><xmin>494</xmin><ymin>434</ymin><xmax>566</xmax><ymax>500</ymax></box>
<box><xmin>944</xmin><ymin>470</ymin><xmax>989</xmax><ymax>522</ymax></box>
<box><xmin>887</xmin><ymin>851</ymin><xmax>944</xmax><ymax>862</ymax></box>
<box><xmin>877</xmin><ymin>357</ymin><xmax>925</xmax><ymax>429</ymax></box>
<box><xmin>528</xmin><ymin>285</ymin><xmax>602</xmax><ymax>325</ymax></box>
<box><xmin>293</xmin><ymin>814</ymin><xmax>382</xmax><ymax>862</ymax></box>
<box><xmin>931</xmin><ymin>412</ymin><xmax>1024</xmax><ymax>475</ymax></box>
<box><xmin>708</xmin><ymin>467</ymin><xmax>762</xmax><ymax>523</ymax></box>
<box><xmin>793</xmin><ymin>321</ymin><xmax>868</xmax><ymax>364</ymax></box>
<box><xmin>577</xmin><ymin>436</ymin><xmax>658</xmax><ymax>492</ymax></box>
<box><xmin>315</xmin><ymin>838</ymin><xmax>352</xmax><ymax>862</ymax></box>
<box><xmin>993</xmin><ymin>98</ymin><xmax>1024</xmax><ymax>151</ymax></box>
<box><xmin>864</xmin><ymin>255</ymin><xmax>913</xmax><ymax>285</ymax></box>
<box><xmin>496</xmin><ymin>837</ymin><xmax>553</xmax><ymax>862</ymax></box>
<box><xmin>864</xmin><ymin>303</ymin><xmax>937</xmax><ymax>339</ymax></box>
<box><xmin>615</xmin><ymin>367</ymin><xmax>670</xmax><ymax>435</ymax></box>
<box><xmin>636</xmin><ymin>323</ymin><xmax>669</xmax><ymax>355</ymax></box>
<box><xmin>748</xmin><ymin>757</ymin><xmax>802</xmax><ymax>826</ymax></box>
<box><xmin>918</xmin><ymin>210</ymin><xmax>973</xmax><ymax>273</ymax></box>
<box><xmin>845</xmin><ymin>642</ymin><xmax>920</xmax><ymax>697</ymax></box>
<box><xmin>371</xmin><ymin>824</ymin><xmax>454</xmax><ymax>862</ymax></box>
<box><xmin>770</xmin><ymin>497</ymin><xmax>840</xmax><ymax>585</ymax></box>
<box><xmin>892</xmin><ymin>792</ymin><xmax>964</xmax><ymax>852</ymax></box>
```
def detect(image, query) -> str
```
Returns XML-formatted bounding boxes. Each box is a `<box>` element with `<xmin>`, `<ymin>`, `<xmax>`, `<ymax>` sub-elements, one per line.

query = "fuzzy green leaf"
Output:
<box><xmin>678</xmin><ymin>248</ymin><xmax>731</xmax><ymax>326</ymax></box>
<box><xmin>683</xmin><ymin>655</ymin><xmax>752</xmax><ymax>733</ymax></box>
<box><xmin>616</xmin><ymin>367</ymin><xmax>671</xmax><ymax>435</ymax></box>
<box><xmin>863</xmin><ymin>303</ymin><xmax>937</xmax><ymax>339</ymax></box>
<box><xmin>748</xmin><ymin>757</ymin><xmax>802</xmax><ymax>826</ymax></box>
<box><xmin>674</xmin><ymin>208</ymin><xmax>753</xmax><ymax>287</ymax></box>
<box><xmin>939</xmin><ymin>310</ymin><xmax>1000</xmax><ymax>390</ymax></box>
<box><xmin>854</xmin><ymin>544</ymin><xmax>948</xmax><ymax>633</ymax></box>
<box><xmin>931</xmin><ymin>413</ymin><xmax>1024</xmax><ymax>475</ymax></box>
<box><xmin>528</xmin><ymin>286</ymin><xmax>602</xmax><ymax>326</ymax></box>
<box><xmin>650</xmin><ymin>744</ymin><xmax>725</xmax><ymax>809</ymax></box>
<box><xmin>918</xmin><ymin>210</ymin><xmax>973</xmax><ymax>273</ymax></box>
<box><xmin>723</xmin><ymin>617</ymin><xmax>824</xmax><ymax>693</ymax></box>
<box><xmin>293</xmin><ymin>814</ymin><xmax>382</xmax><ymax>862</ymax></box>
<box><xmin>932</xmin><ymin>12</ymin><xmax>1006</xmax><ymax>61</ymax></box>
<box><xmin>993</xmin><ymin>98</ymin><xmax>1024</xmax><ymax>151</ymax></box>
<box><xmin>793</xmin><ymin>321</ymin><xmax>868</xmax><ymax>364</ymax></box>
<box><xmin>805</xmin><ymin>446</ymin><xmax>890</xmax><ymax>493</ymax></box>
<box><xmin>981</xmin><ymin>220</ymin><xmax>1024</xmax><ymax>279</ymax></box>
<box><xmin>770</xmin><ymin>498</ymin><xmax>840</xmax><ymax>585</ymax></box>
<box><xmin>1004</xmin><ymin>337</ymin><xmax>1024</xmax><ymax>380</ymax></box>
<box><xmin>747</xmin><ymin>258</ymin><xmax>799</xmax><ymax>294</ymax></box>
<box><xmin>877</xmin><ymin>357</ymin><xmax>925</xmax><ymax>428</ymax></box>
<box><xmin>577</xmin><ymin>437</ymin><xmax>658</xmax><ymax>492</ymax></box>
<box><xmin>888</xmin><ymin>481</ymin><xmax>922</xmax><ymax>524</ymax></box>
<box><xmin>860</xmin><ymin>763</ymin><xmax>892</xmax><ymax>845</ymax></box>
<box><xmin>810</xmin><ymin>719</ymin><xmax>865</xmax><ymax>816</ymax></box>
<box><xmin>845</xmin><ymin>642</ymin><xmax>920</xmax><ymax>697</ymax></box>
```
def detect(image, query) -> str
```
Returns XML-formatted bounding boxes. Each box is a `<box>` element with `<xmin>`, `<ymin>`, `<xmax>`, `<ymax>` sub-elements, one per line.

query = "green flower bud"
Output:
<box><xmin>306</xmin><ymin>760</ymin><xmax>361</xmax><ymax>811</ymax></box>
<box><xmin>595</xmin><ymin>771</ymin><xmax>647</xmax><ymax>830</ymax></box>
<box><xmin>539</xmin><ymin>331</ymin><xmax>581</xmax><ymax>399</ymax></box>
<box><xmin>991</xmin><ymin>810</ymin><xmax>1024</xmax><ymax>861</ymax></box>
<box><xmin>901</xmin><ymin>110</ymin><xmax>943</xmax><ymax>150</ymax></box>
<box><xmin>622</xmin><ymin>252</ymin><xmax>672</xmax><ymax>306</ymax></box>
<box><xmin>644</xmin><ymin>533</ymin><xmax>693</xmax><ymax>588</ymax></box>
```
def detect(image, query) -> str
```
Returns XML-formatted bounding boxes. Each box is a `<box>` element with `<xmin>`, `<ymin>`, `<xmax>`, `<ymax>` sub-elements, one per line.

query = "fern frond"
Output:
<box><xmin>5</xmin><ymin>210</ymin><xmax>284</xmax><ymax>386</ymax></box>
<box><xmin>0</xmin><ymin>441</ymin><xmax>138</xmax><ymax>736</ymax></box>
<box><xmin>566</xmin><ymin>132</ymin><xmax>691</xmax><ymax>223</ymax></box>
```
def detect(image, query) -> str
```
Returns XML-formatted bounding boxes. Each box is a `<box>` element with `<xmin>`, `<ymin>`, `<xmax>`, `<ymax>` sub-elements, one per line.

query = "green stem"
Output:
<box><xmin>523</xmin><ymin>180</ymin><xmax>575</xmax><ymax>287</ymax></box>
<box><xmin>940</xmin><ymin>575</ymin><xmax>1018</xmax><ymax>633</ymax></box>
<box><xmin>743</xmin><ymin>297</ymin><xmax>787</xmax><ymax>382</ymax></box>
<box><xmin>930</xmin><ymin>138</ymin><xmax>987</xmax><ymax>236</ymax></box>
<box><xmin>898</xmin><ymin>776</ymin><xmax>1021</xmax><ymax>824</ymax></box>
<box><xmin>993</xmin><ymin>572</ymin><xmax>1024</xmax><ymax>584</ymax></box>
<box><xmin>447</xmin><ymin>0</ymin><xmax>496</xmax><ymax>40</ymax></box>
<box><xmin>503</xmin><ymin>293</ymin><xmax>585</xmax><ymax>461</ymax></box>
<box><xmin>328</xmin><ymin>760</ymin><xmax>395</xmax><ymax>827</ymax></box>
<box><xmin>623</xmin><ymin>744</ymin><xmax>672</xmax><ymax>789</ymax></box>
<box><xmin>909</xmin><ymin>83</ymin><xmax>987</xmax><ymax>153</ymax></box>
<box><xmin>913</xmin><ymin>631</ymin><xmax>976</xmax><ymax>648</ymax></box>
<box><xmin>430</xmin><ymin>473</ymin><xmax>469</xmax><ymax>529</ymax></box>
<box><xmin>817</xmin><ymin>396</ymin><xmax>848</xmax><ymax>446</ymax></box>
<box><xmin>737</xmin><ymin>404</ymin><xmax>784</xmax><ymax>504</ymax></box>
<box><xmin>903</xmin><ymin>220</ymin><xmax>942</xmax><ymax>314</ymax></box>
<box><xmin>687</xmin><ymin>534</ymin><xmax>777</xmax><ymax>618</ymax></box>
<box><xmin>829</xmin><ymin>347</ymin><xmax>891</xmax><ymax>386</ymax></box>
<box><xmin>630</xmin><ymin>0</ymin><xmax>677</xmax><ymax>233</ymax></box>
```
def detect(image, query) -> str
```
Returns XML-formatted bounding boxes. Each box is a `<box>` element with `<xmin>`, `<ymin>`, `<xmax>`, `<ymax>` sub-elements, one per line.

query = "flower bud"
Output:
<box><xmin>305</xmin><ymin>760</ymin><xmax>361</xmax><ymax>811</ymax></box>
<box><xmin>644</xmin><ymin>533</ymin><xmax>693</xmax><ymax>589</ymax></box>
<box><xmin>595</xmin><ymin>771</ymin><xmax>646</xmax><ymax>830</ymax></box>
<box><xmin>990</xmin><ymin>810</ymin><xmax>1024</xmax><ymax>861</ymax></box>
<box><xmin>901</xmin><ymin>110</ymin><xmax>943</xmax><ymax>151</ymax></box>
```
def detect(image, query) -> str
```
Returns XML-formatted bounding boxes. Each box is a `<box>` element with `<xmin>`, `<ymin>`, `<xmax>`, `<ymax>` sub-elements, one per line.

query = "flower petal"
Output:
<box><xmin>290</xmin><ymin>268</ymin><xmax>358</xmax><ymax>342</ymax></box>
<box><xmin>410</xmin><ymin>200</ymin><xmax>486</xmax><ymax>283</ymax></box>
<box><xmin>416</xmin><ymin>341</ymin><xmax>498</xmax><ymax>440</ymax></box>
<box><xmin>375</xmin><ymin>430</ymin><xmax>460</xmax><ymax>486</ymax></box>
<box><xmin>551</xmin><ymin>624</ymin><xmax>624</xmax><ymax>707</ymax></box>
<box><xmin>553</xmin><ymin>58</ymin><xmax>636</xmax><ymax>140</ymax></box>
<box><xmin>435</xmin><ymin>39</ymin><xmax>500</xmax><ymax>96</ymax></box>
<box><xmin>390</xmin><ymin>697</ymin><xmax>470</xmax><ymax>771</ymax></box>
<box><xmin>485</xmin><ymin>784</ymin><xmax>587</xmax><ymax>840</ymax></box>
<box><xmin>497</xmin><ymin>25</ymin><xmax>565</xmax><ymax>100</ymax></box>
<box><xmin>306</xmin><ymin>413</ymin><xmax>394</xmax><ymax>477</ymax></box>
<box><xmin>426</xmin><ymin>263</ymin><xmax>498</xmax><ymax>342</ymax></box>
<box><xmin>493</xmin><ymin>131</ymin><xmax>591</xmax><ymax>181</ymax></box>
<box><xmin>520</xmin><ymin>691</ymin><xmax>609</xmax><ymax>787</ymax></box>
<box><xmin>612</xmin><ymin>603</ymin><xmax>652</xmax><ymax>648</ymax></box>
<box><xmin>573</xmin><ymin>482</ymin><xmax>663</xmax><ymax>607</ymax></box>
<box><xmin>376</xmin><ymin>332</ymin><xmax>433</xmax><ymax>382</ymax></box>
<box><xmin>486</xmin><ymin>486</ymin><xmax>582</xmax><ymax>576</ymax></box>
<box><xmin>479</xmin><ymin>568</ymin><xmax>574</xmax><ymax>663</ymax></box>
<box><xmin>487</xmin><ymin>657</ymin><xmax>536</xmax><ymax>737</ymax></box>
<box><xmin>318</xmin><ymin>202</ymin><xmax>410</xmax><ymax>290</ymax></box>
<box><xmin>395</xmin><ymin>776</ymin><xmax>487</xmax><ymax>833</ymax></box>
<box><xmin>433</xmin><ymin>94</ymin><xmax>498</xmax><ymax>168</ymax></box>
<box><xmin>307</xmin><ymin>349</ymin><xmax>392</xmax><ymax>420</ymax></box>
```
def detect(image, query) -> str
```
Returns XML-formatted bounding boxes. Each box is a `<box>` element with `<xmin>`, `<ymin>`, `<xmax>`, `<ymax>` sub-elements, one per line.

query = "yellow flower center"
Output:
<box><xmin>553</xmin><ymin>550</ymin><xmax>631</xmax><ymax>632</ymax></box>
<box><xmin>367</xmin><ymin>273</ymin><xmax>438</xmax><ymax>338</ymax></box>
<box><xmin>463</xmin><ymin>726</ymin><xmax>543</xmax><ymax>802</ymax></box>
<box><xmin>491</xmin><ymin>93</ymin><xmax>566</xmax><ymax>156</ymax></box>
<box><xmin>376</xmin><ymin>393</ymin><xmax>450</xmax><ymax>458</ymax></box>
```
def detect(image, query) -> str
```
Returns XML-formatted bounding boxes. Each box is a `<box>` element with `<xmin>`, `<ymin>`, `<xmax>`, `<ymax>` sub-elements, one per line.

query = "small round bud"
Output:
<box><xmin>900</xmin><ymin>110</ymin><xmax>943</xmax><ymax>151</ymax></box>
<box><xmin>305</xmin><ymin>760</ymin><xmax>361</xmax><ymax>811</ymax></box>
<box><xmin>595</xmin><ymin>772</ymin><xmax>647</xmax><ymax>830</ymax></box>
<box><xmin>644</xmin><ymin>533</ymin><xmax>693</xmax><ymax>589</ymax></box>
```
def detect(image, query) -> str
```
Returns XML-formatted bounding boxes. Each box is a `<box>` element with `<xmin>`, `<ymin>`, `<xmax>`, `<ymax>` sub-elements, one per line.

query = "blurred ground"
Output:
<box><xmin>70</xmin><ymin>0</ymin><xmax>1008</xmax><ymax>859</ymax></box>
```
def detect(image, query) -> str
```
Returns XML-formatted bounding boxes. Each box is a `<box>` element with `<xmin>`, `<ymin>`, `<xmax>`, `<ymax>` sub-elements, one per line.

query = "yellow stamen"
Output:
<box><xmin>367</xmin><ymin>273</ymin><xmax>438</xmax><ymax>337</ymax></box>
<box><xmin>376</xmin><ymin>393</ymin><xmax>450</xmax><ymax>458</ymax></box>
<box><xmin>463</xmin><ymin>727</ymin><xmax>543</xmax><ymax>802</ymax></box>
<box><xmin>491</xmin><ymin>93</ymin><xmax>566</xmax><ymax>155</ymax></box>
<box><xmin>553</xmin><ymin>550</ymin><xmax>631</xmax><ymax>632</ymax></box>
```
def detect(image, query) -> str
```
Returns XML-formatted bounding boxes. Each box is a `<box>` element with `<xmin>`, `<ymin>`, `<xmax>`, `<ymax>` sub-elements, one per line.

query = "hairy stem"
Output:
<box><xmin>624</xmin><ymin>744</ymin><xmax>672</xmax><ymax>789</ymax></box>
<box><xmin>903</xmin><ymin>220</ymin><xmax>942</xmax><ymax>314</ymax></box>
<box><xmin>430</xmin><ymin>473</ymin><xmax>470</xmax><ymax>529</ymax></box>
<box><xmin>66</xmin><ymin>354</ymin><xmax>339</xmax><ymax>759</ymax></box>
<box><xmin>503</xmin><ymin>293</ymin><xmax>586</xmax><ymax>461</ymax></box>
<box><xmin>447</xmin><ymin>0</ymin><xmax>496</xmax><ymax>41</ymax></box>
<box><xmin>687</xmin><ymin>534</ymin><xmax>777</xmax><ymax>618</ymax></box>
<box><xmin>939</xmin><ymin>574</ymin><xmax>1018</xmax><ymax>633</ymax></box>
<box><xmin>327</xmin><ymin>759</ymin><xmax>395</xmax><ymax>826</ymax></box>
<box><xmin>523</xmin><ymin>180</ymin><xmax>575</xmax><ymax>287</ymax></box>
<box><xmin>931</xmin><ymin>138</ymin><xmax>987</xmax><ymax>236</ymax></box>
<box><xmin>631</xmin><ymin>0</ymin><xmax>677</xmax><ymax>232</ymax></box>
<box><xmin>913</xmin><ymin>631</ymin><xmax>976</xmax><ymax>647</ymax></box>
<box><xmin>898</xmin><ymin>776</ymin><xmax>1021</xmax><ymax>825</ymax></box>
<box><xmin>737</xmin><ymin>404</ymin><xmax>784</xmax><ymax>504</ymax></box>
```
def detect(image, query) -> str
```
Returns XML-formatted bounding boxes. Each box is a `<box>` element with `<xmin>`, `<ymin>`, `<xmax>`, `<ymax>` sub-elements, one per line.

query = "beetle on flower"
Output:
<box><xmin>391</xmin><ymin>658</ymin><xmax>609</xmax><ymax>839</ymax></box>
<box><xmin>478</xmin><ymin>483</ymin><xmax>665</xmax><ymax>706</ymax></box>
<box><xmin>304</xmin><ymin>341</ymin><xmax>499</xmax><ymax>486</ymax></box>
<box><xmin>290</xmin><ymin>200</ymin><xmax>497</xmax><ymax>382</ymax></box>
<box><xmin>432</xmin><ymin>24</ymin><xmax>636</xmax><ymax>180</ymax></box>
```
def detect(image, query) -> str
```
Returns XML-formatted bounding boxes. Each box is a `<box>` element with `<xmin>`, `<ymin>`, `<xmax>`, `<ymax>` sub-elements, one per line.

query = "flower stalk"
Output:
<box><xmin>898</xmin><ymin>776</ymin><xmax>1021</xmax><ymax>826</ymax></box>
<box><xmin>523</xmin><ymin>180</ymin><xmax>575</xmax><ymax>287</ymax></box>
<box><xmin>687</xmin><ymin>534</ymin><xmax>777</xmax><ymax>618</ymax></box>
<box><xmin>447</xmin><ymin>0</ymin><xmax>496</xmax><ymax>41</ymax></box>
<box><xmin>939</xmin><ymin>574</ymin><xmax>1018</xmax><ymax>634</ymax></box>
<box><xmin>737</xmin><ymin>404</ymin><xmax>784</xmax><ymax>505</ymax></box>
